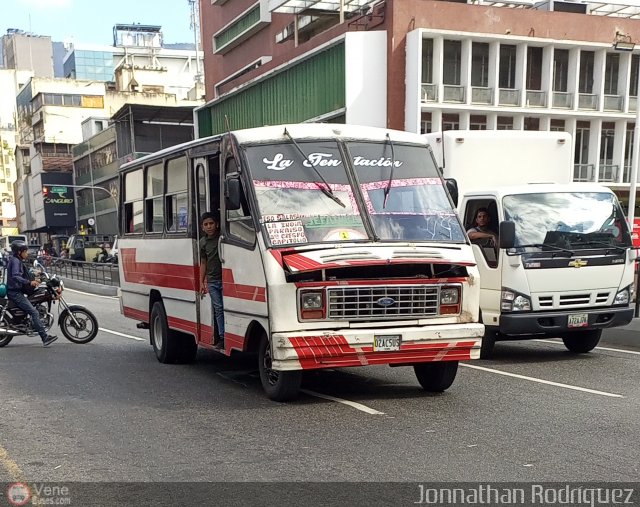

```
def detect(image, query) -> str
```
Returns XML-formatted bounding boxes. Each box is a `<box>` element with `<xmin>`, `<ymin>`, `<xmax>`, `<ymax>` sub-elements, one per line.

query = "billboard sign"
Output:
<box><xmin>42</xmin><ymin>173</ymin><xmax>76</xmax><ymax>228</ymax></box>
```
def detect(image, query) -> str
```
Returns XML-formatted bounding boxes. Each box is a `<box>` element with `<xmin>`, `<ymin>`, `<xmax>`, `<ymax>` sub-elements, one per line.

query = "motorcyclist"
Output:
<box><xmin>6</xmin><ymin>241</ymin><xmax>57</xmax><ymax>347</ymax></box>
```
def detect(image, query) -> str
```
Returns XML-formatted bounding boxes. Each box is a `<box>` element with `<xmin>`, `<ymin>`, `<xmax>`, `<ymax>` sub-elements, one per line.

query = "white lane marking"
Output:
<box><xmin>460</xmin><ymin>363</ymin><xmax>623</xmax><ymax>398</ymax></box>
<box><xmin>64</xmin><ymin>288</ymin><xmax>119</xmax><ymax>300</ymax></box>
<box><xmin>534</xmin><ymin>338</ymin><xmax>640</xmax><ymax>356</ymax></box>
<box><xmin>99</xmin><ymin>328</ymin><xmax>146</xmax><ymax>341</ymax></box>
<box><xmin>301</xmin><ymin>389</ymin><xmax>385</xmax><ymax>414</ymax></box>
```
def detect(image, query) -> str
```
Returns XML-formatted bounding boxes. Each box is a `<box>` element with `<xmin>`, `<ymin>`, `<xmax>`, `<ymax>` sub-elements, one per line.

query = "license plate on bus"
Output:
<box><xmin>374</xmin><ymin>335</ymin><xmax>401</xmax><ymax>351</ymax></box>
<box><xmin>568</xmin><ymin>313</ymin><xmax>588</xmax><ymax>328</ymax></box>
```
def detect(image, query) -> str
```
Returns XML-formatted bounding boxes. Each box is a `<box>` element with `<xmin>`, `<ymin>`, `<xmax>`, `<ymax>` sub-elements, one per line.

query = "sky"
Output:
<box><xmin>2</xmin><ymin>0</ymin><xmax>197</xmax><ymax>46</ymax></box>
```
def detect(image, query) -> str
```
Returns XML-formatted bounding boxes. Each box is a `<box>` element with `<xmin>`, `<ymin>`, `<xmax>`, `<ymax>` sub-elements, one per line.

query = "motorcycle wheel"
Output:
<box><xmin>0</xmin><ymin>335</ymin><xmax>13</xmax><ymax>347</ymax></box>
<box><xmin>59</xmin><ymin>306</ymin><xmax>98</xmax><ymax>344</ymax></box>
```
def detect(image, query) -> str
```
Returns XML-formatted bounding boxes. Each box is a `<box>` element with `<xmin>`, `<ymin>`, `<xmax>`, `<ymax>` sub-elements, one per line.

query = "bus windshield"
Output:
<box><xmin>503</xmin><ymin>191</ymin><xmax>632</xmax><ymax>250</ymax></box>
<box><xmin>244</xmin><ymin>140</ymin><xmax>464</xmax><ymax>247</ymax></box>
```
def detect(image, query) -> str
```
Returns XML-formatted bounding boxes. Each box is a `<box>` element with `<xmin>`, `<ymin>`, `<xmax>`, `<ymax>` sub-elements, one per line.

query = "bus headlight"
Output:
<box><xmin>299</xmin><ymin>290</ymin><xmax>325</xmax><ymax>320</ymax></box>
<box><xmin>614</xmin><ymin>285</ymin><xmax>631</xmax><ymax>306</ymax></box>
<box><xmin>501</xmin><ymin>288</ymin><xmax>531</xmax><ymax>312</ymax></box>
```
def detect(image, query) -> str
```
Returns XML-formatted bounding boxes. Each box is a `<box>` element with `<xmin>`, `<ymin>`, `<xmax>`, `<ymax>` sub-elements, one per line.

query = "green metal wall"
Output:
<box><xmin>198</xmin><ymin>43</ymin><xmax>345</xmax><ymax>137</ymax></box>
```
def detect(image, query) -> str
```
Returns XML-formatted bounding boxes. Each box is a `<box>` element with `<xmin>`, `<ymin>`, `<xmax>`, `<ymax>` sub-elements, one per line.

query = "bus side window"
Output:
<box><xmin>224</xmin><ymin>158</ymin><xmax>255</xmax><ymax>245</ymax></box>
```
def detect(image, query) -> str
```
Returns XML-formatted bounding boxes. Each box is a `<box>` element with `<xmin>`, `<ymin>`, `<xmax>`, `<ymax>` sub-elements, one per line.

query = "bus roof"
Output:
<box><xmin>119</xmin><ymin>124</ymin><xmax>428</xmax><ymax>173</ymax></box>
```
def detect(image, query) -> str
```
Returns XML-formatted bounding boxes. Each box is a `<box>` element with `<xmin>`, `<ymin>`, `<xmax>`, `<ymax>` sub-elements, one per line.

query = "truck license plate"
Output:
<box><xmin>568</xmin><ymin>313</ymin><xmax>588</xmax><ymax>328</ymax></box>
<box><xmin>374</xmin><ymin>335</ymin><xmax>401</xmax><ymax>351</ymax></box>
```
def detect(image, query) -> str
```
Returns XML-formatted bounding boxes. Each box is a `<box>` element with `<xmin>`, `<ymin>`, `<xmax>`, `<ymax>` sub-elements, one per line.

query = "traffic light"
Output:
<box><xmin>42</xmin><ymin>186</ymin><xmax>49</xmax><ymax>197</ymax></box>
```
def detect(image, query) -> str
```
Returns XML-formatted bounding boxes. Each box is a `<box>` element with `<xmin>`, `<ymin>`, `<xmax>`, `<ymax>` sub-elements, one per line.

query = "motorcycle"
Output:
<box><xmin>0</xmin><ymin>260</ymin><xmax>99</xmax><ymax>347</ymax></box>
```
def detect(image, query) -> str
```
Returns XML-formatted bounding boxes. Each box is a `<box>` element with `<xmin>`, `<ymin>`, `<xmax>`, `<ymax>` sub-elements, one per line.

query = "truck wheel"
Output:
<box><xmin>258</xmin><ymin>332</ymin><xmax>302</xmax><ymax>402</ymax></box>
<box><xmin>561</xmin><ymin>329</ymin><xmax>602</xmax><ymax>353</ymax></box>
<box><xmin>413</xmin><ymin>361</ymin><xmax>458</xmax><ymax>392</ymax></box>
<box><xmin>480</xmin><ymin>329</ymin><xmax>497</xmax><ymax>359</ymax></box>
<box><xmin>150</xmin><ymin>301</ymin><xmax>188</xmax><ymax>364</ymax></box>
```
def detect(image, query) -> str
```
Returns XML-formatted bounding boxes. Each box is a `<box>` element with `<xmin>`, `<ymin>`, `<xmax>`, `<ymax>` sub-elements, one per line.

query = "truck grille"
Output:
<box><xmin>537</xmin><ymin>291</ymin><xmax>611</xmax><ymax>309</ymax></box>
<box><xmin>327</xmin><ymin>285</ymin><xmax>442</xmax><ymax>320</ymax></box>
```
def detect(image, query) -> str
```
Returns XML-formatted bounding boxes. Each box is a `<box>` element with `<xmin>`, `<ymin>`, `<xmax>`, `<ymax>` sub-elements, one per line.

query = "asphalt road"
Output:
<box><xmin>0</xmin><ymin>289</ymin><xmax>639</xmax><ymax>496</ymax></box>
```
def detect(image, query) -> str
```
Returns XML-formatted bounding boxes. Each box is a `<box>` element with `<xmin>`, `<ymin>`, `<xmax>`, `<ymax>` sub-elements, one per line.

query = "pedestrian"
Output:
<box><xmin>6</xmin><ymin>241</ymin><xmax>57</xmax><ymax>347</ymax></box>
<box><xmin>199</xmin><ymin>212</ymin><xmax>224</xmax><ymax>350</ymax></box>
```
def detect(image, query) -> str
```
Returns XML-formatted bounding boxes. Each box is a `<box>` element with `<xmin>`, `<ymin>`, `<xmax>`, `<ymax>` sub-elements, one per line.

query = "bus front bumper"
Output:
<box><xmin>271</xmin><ymin>323</ymin><xmax>484</xmax><ymax>371</ymax></box>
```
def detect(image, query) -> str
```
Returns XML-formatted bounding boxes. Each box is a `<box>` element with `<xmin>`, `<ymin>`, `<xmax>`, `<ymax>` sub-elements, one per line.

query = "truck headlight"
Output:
<box><xmin>501</xmin><ymin>288</ymin><xmax>531</xmax><ymax>312</ymax></box>
<box><xmin>614</xmin><ymin>285</ymin><xmax>631</xmax><ymax>306</ymax></box>
<box><xmin>439</xmin><ymin>286</ymin><xmax>461</xmax><ymax>315</ymax></box>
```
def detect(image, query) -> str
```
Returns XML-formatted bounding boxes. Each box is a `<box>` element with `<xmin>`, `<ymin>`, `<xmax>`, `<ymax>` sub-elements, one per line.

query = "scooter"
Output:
<box><xmin>0</xmin><ymin>260</ymin><xmax>99</xmax><ymax>347</ymax></box>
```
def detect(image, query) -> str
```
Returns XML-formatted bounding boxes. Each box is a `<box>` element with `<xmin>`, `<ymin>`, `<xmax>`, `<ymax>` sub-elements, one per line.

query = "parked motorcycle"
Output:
<box><xmin>0</xmin><ymin>260</ymin><xmax>99</xmax><ymax>347</ymax></box>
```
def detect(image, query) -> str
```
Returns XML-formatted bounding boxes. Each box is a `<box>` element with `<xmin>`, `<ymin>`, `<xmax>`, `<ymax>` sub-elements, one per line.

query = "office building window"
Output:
<box><xmin>469</xmin><ymin>115</ymin><xmax>487</xmax><ymax>130</ymax></box>
<box><xmin>422</xmin><ymin>39</ymin><xmax>433</xmax><ymax>84</ymax></box>
<box><xmin>471</xmin><ymin>42</ymin><xmax>489</xmax><ymax>87</ymax></box>
<box><xmin>524</xmin><ymin>117</ymin><xmax>540</xmax><ymax>130</ymax></box>
<box><xmin>631</xmin><ymin>55</ymin><xmax>640</xmax><ymax>97</ymax></box>
<box><xmin>497</xmin><ymin>116</ymin><xmax>513</xmax><ymax>130</ymax></box>
<box><xmin>442</xmin><ymin>113</ymin><xmax>459</xmax><ymax>131</ymax></box>
<box><xmin>443</xmin><ymin>40</ymin><xmax>462</xmax><ymax>85</ymax></box>
<box><xmin>526</xmin><ymin>47</ymin><xmax>543</xmax><ymax>90</ymax></box>
<box><xmin>499</xmin><ymin>45</ymin><xmax>517</xmax><ymax>88</ymax></box>
<box><xmin>553</xmin><ymin>49</ymin><xmax>569</xmax><ymax>92</ymax></box>
<box><xmin>604</xmin><ymin>54</ymin><xmax>619</xmax><ymax>95</ymax></box>
<box><xmin>550</xmin><ymin>119</ymin><xmax>565</xmax><ymax>131</ymax></box>
<box><xmin>579</xmin><ymin>51</ymin><xmax>594</xmax><ymax>94</ymax></box>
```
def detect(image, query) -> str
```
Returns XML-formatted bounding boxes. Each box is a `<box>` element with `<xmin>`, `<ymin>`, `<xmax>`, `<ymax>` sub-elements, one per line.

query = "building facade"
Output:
<box><xmin>198</xmin><ymin>0</ymin><xmax>640</xmax><ymax>209</ymax></box>
<box><xmin>1</xmin><ymin>29</ymin><xmax>54</xmax><ymax>77</ymax></box>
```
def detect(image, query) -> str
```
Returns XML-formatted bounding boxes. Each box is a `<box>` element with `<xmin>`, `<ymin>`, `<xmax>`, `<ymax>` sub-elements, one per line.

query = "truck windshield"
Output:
<box><xmin>245</xmin><ymin>140</ymin><xmax>464</xmax><ymax>246</ymax></box>
<box><xmin>346</xmin><ymin>141</ymin><xmax>464</xmax><ymax>242</ymax></box>
<box><xmin>503</xmin><ymin>192</ymin><xmax>632</xmax><ymax>250</ymax></box>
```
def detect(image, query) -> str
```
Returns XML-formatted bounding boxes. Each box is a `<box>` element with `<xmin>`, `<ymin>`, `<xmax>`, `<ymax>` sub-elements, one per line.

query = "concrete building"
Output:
<box><xmin>63</xmin><ymin>24</ymin><xmax>203</xmax><ymax>101</ymax></box>
<box><xmin>197</xmin><ymin>0</ymin><xmax>640</xmax><ymax>210</ymax></box>
<box><xmin>72</xmin><ymin>104</ymin><xmax>196</xmax><ymax>234</ymax></box>
<box><xmin>1</xmin><ymin>29</ymin><xmax>54</xmax><ymax>77</ymax></box>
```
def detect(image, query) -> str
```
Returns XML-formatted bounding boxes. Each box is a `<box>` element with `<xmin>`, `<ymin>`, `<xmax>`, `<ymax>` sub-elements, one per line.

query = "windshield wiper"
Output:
<box><xmin>573</xmin><ymin>240</ymin><xmax>626</xmax><ymax>253</ymax></box>
<box><xmin>283</xmin><ymin>128</ymin><xmax>345</xmax><ymax>208</ymax></box>
<box><xmin>516</xmin><ymin>243</ymin><xmax>574</xmax><ymax>255</ymax></box>
<box><xmin>383</xmin><ymin>132</ymin><xmax>396</xmax><ymax>209</ymax></box>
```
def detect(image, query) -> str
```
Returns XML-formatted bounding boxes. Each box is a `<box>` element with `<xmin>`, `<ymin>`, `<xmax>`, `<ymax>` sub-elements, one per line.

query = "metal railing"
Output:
<box><xmin>45</xmin><ymin>258</ymin><xmax>120</xmax><ymax>287</ymax></box>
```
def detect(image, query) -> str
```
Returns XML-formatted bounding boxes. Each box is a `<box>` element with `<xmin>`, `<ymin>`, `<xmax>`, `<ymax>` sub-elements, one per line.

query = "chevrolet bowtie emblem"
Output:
<box><xmin>568</xmin><ymin>259</ymin><xmax>588</xmax><ymax>268</ymax></box>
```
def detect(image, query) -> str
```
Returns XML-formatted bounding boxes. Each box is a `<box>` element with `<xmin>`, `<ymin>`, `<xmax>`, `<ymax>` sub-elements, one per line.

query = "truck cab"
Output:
<box><xmin>427</xmin><ymin>130</ymin><xmax>635</xmax><ymax>357</ymax></box>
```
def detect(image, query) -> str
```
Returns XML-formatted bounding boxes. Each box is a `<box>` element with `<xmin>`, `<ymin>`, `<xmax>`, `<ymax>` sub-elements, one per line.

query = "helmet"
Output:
<box><xmin>10</xmin><ymin>240</ymin><xmax>28</xmax><ymax>255</ymax></box>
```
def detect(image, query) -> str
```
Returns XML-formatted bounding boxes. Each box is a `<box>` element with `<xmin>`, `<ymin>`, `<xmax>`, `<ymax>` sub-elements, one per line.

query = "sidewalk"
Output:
<box><xmin>60</xmin><ymin>276</ymin><xmax>118</xmax><ymax>297</ymax></box>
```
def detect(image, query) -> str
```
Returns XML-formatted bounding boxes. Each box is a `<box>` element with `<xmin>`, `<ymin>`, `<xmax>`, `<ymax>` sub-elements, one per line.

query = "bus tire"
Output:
<box><xmin>561</xmin><ymin>329</ymin><xmax>602</xmax><ymax>353</ymax></box>
<box><xmin>150</xmin><ymin>301</ymin><xmax>182</xmax><ymax>364</ymax></box>
<box><xmin>258</xmin><ymin>332</ymin><xmax>302</xmax><ymax>402</ymax></box>
<box><xmin>413</xmin><ymin>361</ymin><xmax>458</xmax><ymax>392</ymax></box>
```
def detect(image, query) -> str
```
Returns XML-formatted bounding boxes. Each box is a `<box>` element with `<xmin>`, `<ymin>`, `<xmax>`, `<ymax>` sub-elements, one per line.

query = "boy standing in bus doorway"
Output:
<box><xmin>199</xmin><ymin>213</ymin><xmax>224</xmax><ymax>350</ymax></box>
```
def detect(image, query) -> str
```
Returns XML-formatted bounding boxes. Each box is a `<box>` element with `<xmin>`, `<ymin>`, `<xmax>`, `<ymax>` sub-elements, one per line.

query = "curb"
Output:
<box><xmin>60</xmin><ymin>277</ymin><xmax>119</xmax><ymax>297</ymax></box>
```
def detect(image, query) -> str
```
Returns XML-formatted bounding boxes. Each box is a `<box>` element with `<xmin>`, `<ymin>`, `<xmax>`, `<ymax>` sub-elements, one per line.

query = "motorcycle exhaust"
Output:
<box><xmin>0</xmin><ymin>328</ymin><xmax>21</xmax><ymax>336</ymax></box>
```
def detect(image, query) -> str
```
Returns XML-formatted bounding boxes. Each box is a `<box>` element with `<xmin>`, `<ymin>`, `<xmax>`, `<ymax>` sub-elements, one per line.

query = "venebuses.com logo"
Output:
<box><xmin>6</xmin><ymin>482</ymin><xmax>31</xmax><ymax>506</ymax></box>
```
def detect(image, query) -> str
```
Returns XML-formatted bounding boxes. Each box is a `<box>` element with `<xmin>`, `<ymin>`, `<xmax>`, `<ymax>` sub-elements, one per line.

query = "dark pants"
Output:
<box><xmin>7</xmin><ymin>290</ymin><xmax>47</xmax><ymax>341</ymax></box>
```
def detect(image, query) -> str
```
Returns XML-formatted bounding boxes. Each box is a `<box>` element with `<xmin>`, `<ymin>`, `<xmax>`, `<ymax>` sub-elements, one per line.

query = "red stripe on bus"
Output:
<box><xmin>121</xmin><ymin>248</ymin><xmax>266</xmax><ymax>302</ymax></box>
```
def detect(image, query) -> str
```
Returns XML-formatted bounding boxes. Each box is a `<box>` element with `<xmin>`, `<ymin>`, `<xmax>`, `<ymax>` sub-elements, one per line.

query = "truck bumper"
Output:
<box><xmin>271</xmin><ymin>323</ymin><xmax>485</xmax><ymax>371</ymax></box>
<box><xmin>497</xmin><ymin>307</ymin><xmax>634</xmax><ymax>336</ymax></box>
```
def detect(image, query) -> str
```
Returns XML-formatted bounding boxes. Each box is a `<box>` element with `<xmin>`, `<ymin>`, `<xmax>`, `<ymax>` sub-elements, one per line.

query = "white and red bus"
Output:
<box><xmin>117</xmin><ymin>124</ymin><xmax>484</xmax><ymax>400</ymax></box>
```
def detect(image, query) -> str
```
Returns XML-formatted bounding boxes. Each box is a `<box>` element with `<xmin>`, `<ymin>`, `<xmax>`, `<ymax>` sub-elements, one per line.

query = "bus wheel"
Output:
<box><xmin>561</xmin><ymin>329</ymin><xmax>602</xmax><ymax>353</ymax></box>
<box><xmin>150</xmin><ymin>301</ymin><xmax>183</xmax><ymax>364</ymax></box>
<box><xmin>258</xmin><ymin>332</ymin><xmax>301</xmax><ymax>402</ymax></box>
<box><xmin>413</xmin><ymin>361</ymin><xmax>458</xmax><ymax>392</ymax></box>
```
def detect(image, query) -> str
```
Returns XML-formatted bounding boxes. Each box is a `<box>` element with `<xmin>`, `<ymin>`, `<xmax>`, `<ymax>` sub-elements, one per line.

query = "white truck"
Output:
<box><xmin>426</xmin><ymin>130</ymin><xmax>636</xmax><ymax>357</ymax></box>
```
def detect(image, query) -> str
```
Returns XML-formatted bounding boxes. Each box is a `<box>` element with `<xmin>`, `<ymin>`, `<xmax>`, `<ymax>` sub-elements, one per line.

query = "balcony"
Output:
<box><xmin>525</xmin><ymin>90</ymin><xmax>546</xmax><ymax>107</ymax></box>
<box><xmin>443</xmin><ymin>85</ymin><xmax>464</xmax><ymax>103</ymax></box>
<box><xmin>552</xmin><ymin>92</ymin><xmax>573</xmax><ymax>109</ymax></box>
<box><xmin>578</xmin><ymin>93</ymin><xmax>598</xmax><ymax>110</ymax></box>
<box><xmin>598</xmin><ymin>164</ymin><xmax>619</xmax><ymax>183</ymax></box>
<box><xmin>630</xmin><ymin>97</ymin><xmax>638</xmax><ymax>113</ymax></box>
<box><xmin>574</xmin><ymin>163</ymin><xmax>595</xmax><ymax>182</ymax></box>
<box><xmin>421</xmin><ymin>83</ymin><xmax>437</xmax><ymax>102</ymax></box>
<box><xmin>471</xmin><ymin>87</ymin><xmax>492</xmax><ymax>104</ymax></box>
<box><xmin>623</xmin><ymin>164</ymin><xmax>631</xmax><ymax>183</ymax></box>
<box><xmin>603</xmin><ymin>95</ymin><xmax>623</xmax><ymax>111</ymax></box>
<box><xmin>499</xmin><ymin>88</ymin><xmax>519</xmax><ymax>106</ymax></box>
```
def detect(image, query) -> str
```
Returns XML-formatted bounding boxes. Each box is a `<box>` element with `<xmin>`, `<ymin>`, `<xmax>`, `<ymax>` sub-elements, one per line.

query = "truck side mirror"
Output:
<box><xmin>445</xmin><ymin>178</ymin><xmax>458</xmax><ymax>207</ymax></box>
<box><xmin>499</xmin><ymin>220</ymin><xmax>516</xmax><ymax>249</ymax></box>
<box><xmin>225</xmin><ymin>178</ymin><xmax>241</xmax><ymax>210</ymax></box>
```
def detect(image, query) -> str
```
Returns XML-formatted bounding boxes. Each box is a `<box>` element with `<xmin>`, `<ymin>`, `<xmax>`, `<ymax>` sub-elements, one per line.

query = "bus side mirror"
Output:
<box><xmin>499</xmin><ymin>220</ymin><xmax>515</xmax><ymax>249</ymax></box>
<box><xmin>445</xmin><ymin>178</ymin><xmax>458</xmax><ymax>207</ymax></box>
<box><xmin>225</xmin><ymin>178</ymin><xmax>241</xmax><ymax>210</ymax></box>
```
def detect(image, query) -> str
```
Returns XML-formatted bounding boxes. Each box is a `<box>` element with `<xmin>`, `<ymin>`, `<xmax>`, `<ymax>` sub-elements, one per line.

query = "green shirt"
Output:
<box><xmin>199</xmin><ymin>234</ymin><xmax>222</xmax><ymax>282</ymax></box>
